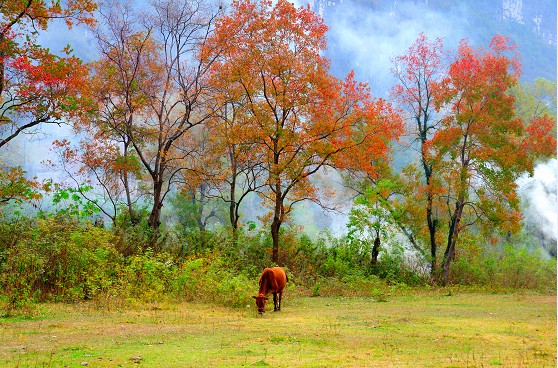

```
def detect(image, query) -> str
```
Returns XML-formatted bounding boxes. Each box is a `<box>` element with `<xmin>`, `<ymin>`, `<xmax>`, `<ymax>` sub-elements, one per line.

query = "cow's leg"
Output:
<box><xmin>277</xmin><ymin>291</ymin><xmax>282</xmax><ymax>311</ymax></box>
<box><xmin>273</xmin><ymin>292</ymin><xmax>278</xmax><ymax>311</ymax></box>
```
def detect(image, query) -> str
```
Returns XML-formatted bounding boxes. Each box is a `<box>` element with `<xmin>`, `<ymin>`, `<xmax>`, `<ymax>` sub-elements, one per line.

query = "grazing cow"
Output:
<box><xmin>253</xmin><ymin>267</ymin><xmax>288</xmax><ymax>314</ymax></box>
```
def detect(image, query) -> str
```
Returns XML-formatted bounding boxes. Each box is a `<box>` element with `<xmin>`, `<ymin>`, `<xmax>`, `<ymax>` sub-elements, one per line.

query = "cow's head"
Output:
<box><xmin>252</xmin><ymin>294</ymin><xmax>269</xmax><ymax>314</ymax></box>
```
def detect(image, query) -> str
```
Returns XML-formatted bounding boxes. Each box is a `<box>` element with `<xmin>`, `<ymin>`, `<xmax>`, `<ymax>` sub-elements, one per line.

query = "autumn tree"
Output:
<box><xmin>203</xmin><ymin>0</ymin><xmax>402</xmax><ymax>263</ymax></box>
<box><xmin>388</xmin><ymin>33</ymin><xmax>447</xmax><ymax>277</ymax></box>
<box><xmin>0</xmin><ymin>1</ymin><xmax>96</xmax><ymax>210</ymax></box>
<box><xmin>382</xmin><ymin>34</ymin><xmax>556</xmax><ymax>285</ymax></box>
<box><xmin>76</xmin><ymin>0</ymin><xmax>223</xmax><ymax>247</ymax></box>
<box><xmin>203</xmin><ymin>87</ymin><xmax>267</xmax><ymax>238</ymax></box>
<box><xmin>66</xmin><ymin>0</ymin><xmax>162</xmax><ymax>225</ymax></box>
<box><xmin>431</xmin><ymin>35</ymin><xmax>556</xmax><ymax>284</ymax></box>
<box><xmin>0</xmin><ymin>0</ymin><xmax>96</xmax><ymax>148</ymax></box>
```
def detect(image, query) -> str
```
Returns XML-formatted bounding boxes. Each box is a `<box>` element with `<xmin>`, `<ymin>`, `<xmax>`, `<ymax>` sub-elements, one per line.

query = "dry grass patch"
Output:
<box><xmin>0</xmin><ymin>292</ymin><xmax>555</xmax><ymax>367</ymax></box>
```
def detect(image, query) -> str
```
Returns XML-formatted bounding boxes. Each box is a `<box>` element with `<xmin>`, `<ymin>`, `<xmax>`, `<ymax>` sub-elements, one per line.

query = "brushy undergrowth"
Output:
<box><xmin>0</xmin><ymin>216</ymin><xmax>555</xmax><ymax>316</ymax></box>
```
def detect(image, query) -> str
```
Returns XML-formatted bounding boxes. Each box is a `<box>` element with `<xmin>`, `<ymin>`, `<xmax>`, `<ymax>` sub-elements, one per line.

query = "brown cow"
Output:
<box><xmin>253</xmin><ymin>267</ymin><xmax>288</xmax><ymax>314</ymax></box>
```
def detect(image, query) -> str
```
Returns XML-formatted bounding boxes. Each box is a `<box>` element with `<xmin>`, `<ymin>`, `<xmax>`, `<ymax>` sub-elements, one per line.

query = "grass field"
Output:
<box><xmin>0</xmin><ymin>291</ymin><xmax>555</xmax><ymax>367</ymax></box>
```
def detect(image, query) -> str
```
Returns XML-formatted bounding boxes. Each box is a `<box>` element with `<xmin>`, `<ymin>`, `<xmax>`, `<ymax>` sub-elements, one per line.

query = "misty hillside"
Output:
<box><xmin>313</xmin><ymin>0</ymin><xmax>556</xmax><ymax>92</ymax></box>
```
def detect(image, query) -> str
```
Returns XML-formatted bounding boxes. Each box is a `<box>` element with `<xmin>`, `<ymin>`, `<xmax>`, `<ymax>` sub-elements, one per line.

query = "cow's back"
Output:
<box><xmin>270</xmin><ymin>267</ymin><xmax>287</xmax><ymax>292</ymax></box>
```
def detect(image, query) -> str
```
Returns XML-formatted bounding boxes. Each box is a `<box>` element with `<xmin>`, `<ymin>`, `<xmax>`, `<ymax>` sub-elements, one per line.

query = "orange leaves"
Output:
<box><xmin>425</xmin><ymin>34</ymin><xmax>555</xmax><ymax>235</ymax></box>
<box><xmin>0</xmin><ymin>0</ymin><xmax>97</xmax><ymax>31</ymax></box>
<box><xmin>522</xmin><ymin>115</ymin><xmax>557</xmax><ymax>161</ymax></box>
<box><xmin>9</xmin><ymin>50</ymin><xmax>90</xmax><ymax>107</ymax></box>
<box><xmin>203</xmin><ymin>0</ymin><xmax>403</xmax><ymax>236</ymax></box>
<box><xmin>0</xmin><ymin>0</ymin><xmax>96</xmax><ymax>149</ymax></box>
<box><xmin>383</xmin><ymin>33</ymin><xmax>556</xmax><ymax>283</ymax></box>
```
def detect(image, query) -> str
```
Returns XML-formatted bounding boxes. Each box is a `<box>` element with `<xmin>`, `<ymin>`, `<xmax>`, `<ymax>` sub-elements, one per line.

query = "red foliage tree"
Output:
<box><xmin>203</xmin><ymin>0</ymin><xmax>403</xmax><ymax>263</ymax></box>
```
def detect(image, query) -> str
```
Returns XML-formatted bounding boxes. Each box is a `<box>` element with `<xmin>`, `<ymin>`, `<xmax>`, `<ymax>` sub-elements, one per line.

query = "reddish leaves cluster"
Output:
<box><xmin>0</xmin><ymin>0</ymin><xmax>97</xmax><ymax>148</ymax></box>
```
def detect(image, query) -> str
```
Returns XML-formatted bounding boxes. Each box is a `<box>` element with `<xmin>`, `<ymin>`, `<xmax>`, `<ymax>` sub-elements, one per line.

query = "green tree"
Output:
<box><xmin>511</xmin><ymin>78</ymin><xmax>557</xmax><ymax>134</ymax></box>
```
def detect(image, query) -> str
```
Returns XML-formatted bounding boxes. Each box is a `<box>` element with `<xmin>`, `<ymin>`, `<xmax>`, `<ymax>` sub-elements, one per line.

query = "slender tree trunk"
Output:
<box><xmin>371</xmin><ymin>231</ymin><xmax>380</xmax><ymax>267</ymax></box>
<box><xmin>442</xmin><ymin>200</ymin><xmax>464</xmax><ymax>286</ymax></box>
<box><xmin>423</xmin><ymin>158</ymin><xmax>439</xmax><ymax>281</ymax></box>
<box><xmin>271</xmin><ymin>178</ymin><xmax>283</xmax><ymax>264</ymax></box>
<box><xmin>426</xmin><ymin>193</ymin><xmax>438</xmax><ymax>280</ymax></box>
<box><xmin>229</xmin><ymin>181</ymin><xmax>237</xmax><ymax>230</ymax></box>
<box><xmin>122</xmin><ymin>142</ymin><xmax>136</xmax><ymax>224</ymax></box>
<box><xmin>229</xmin><ymin>168</ymin><xmax>240</xmax><ymax>244</ymax></box>
<box><xmin>271</xmin><ymin>216</ymin><xmax>280</xmax><ymax>264</ymax></box>
<box><xmin>148</xmin><ymin>179</ymin><xmax>163</xmax><ymax>252</ymax></box>
<box><xmin>441</xmin><ymin>145</ymin><xmax>469</xmax><ymax>285</ymax></box>
<box><xmin>229</xmin><ymin>201</ymin><xmax>239</xmax><ymax>242</ymax></box>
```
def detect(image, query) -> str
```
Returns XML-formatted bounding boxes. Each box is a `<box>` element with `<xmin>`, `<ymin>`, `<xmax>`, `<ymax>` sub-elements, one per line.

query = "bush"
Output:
<box><xmin>0</xmin><ymin>217</ymin><xmax>122</xmax><ymax>315</ymax></box>
<box><xmin>113</xmin><ymin>205</ymin><xmax>154</xmax><ymax>255</ymax></box>
<box><xmin>117</xmin><ymin>249</ymin><xmax>177</xmax><ymax>302</ymax></box>
<box><xmin>495</xmin><ymin>245</ymin><xmax>556</xmax><ymax>290</ymax></box>
<box><xmin>170</xmin><ymin>253</ymin><xmax>254</xmax><ymax>308</ymax></box>
<box><xmin>1</xmin><ymin>214</ymin><xmax>554</xmax><ymax>316</ymax></box>
<box><xmin>450</xmin><ymin>237</ymin><xmax>557</xmax><ymax>291</ymax></box>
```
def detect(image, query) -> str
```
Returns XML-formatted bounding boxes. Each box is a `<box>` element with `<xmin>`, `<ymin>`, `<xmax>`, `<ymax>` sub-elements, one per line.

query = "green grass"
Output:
<box><xmin>0</xmin><ymin>291</ymin><xmax>555</xmax><ymax>367</ymax></box>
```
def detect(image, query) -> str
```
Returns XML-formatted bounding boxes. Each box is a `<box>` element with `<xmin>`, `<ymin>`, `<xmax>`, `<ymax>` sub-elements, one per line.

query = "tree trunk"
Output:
<box><xmin>371</xmin><ymin>231</ymin><xmax>380</xmax><ymax>266</ymax></box>
<box><xmin>441</xmin><ymin>201</ymin><xmax>464</xmax><ymax>286</ymax></box>
<box><xmin>271</xmin><ymin>177</ymin><xmax>283</xmax><ymax>264</ymax></box>
<box><xmin>427</xmin><ymin>198</ymin><xmax>438</xmax><ymax>281</ymax></box>
<box><xmin>122</xmin><ymin>142</ymin><xmax>136</xmax><ymax>224</ymax></box>
<box><xmin>271</xmin><ymin>216</ymin><xmax>280</xmax><ymax>264</ymax></box>
<box><xmin>229</xmin><ymin>171</ymin><xmax>240</xmax><ymax>244</ymax></box>
<box><xmin>148</xmin><ymin>179</ymin><xmax>163</xmax><ymax>252</ymax></box>
<box><xmin>423</xmin><ymin>161</ymin><xmax>439</xmax><ymax>282</ymax></box>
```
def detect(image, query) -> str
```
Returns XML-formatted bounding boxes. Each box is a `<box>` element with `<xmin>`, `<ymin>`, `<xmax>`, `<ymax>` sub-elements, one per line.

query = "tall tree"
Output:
<box><xmin>203</xmin><ymin>0</ymin><xmax>402</xmax><ymax>263</ymax></box>
<box><xmin>204</xmin><ymin>88</ymin><xmax>266</xmax><ymax>238</ymax></box>
<box><xmin>80</xmin><ymin>0</ymin><xmax>161</xmax><ymax>225</ymax></box>
<box><xmin>81</xmin><ymin>0</ymin><xmax>223</xmax><ymax>248</ymax></box>
<box><xmin>431</xmin><ymin>35</ymin><xmax>556</xmax><ymax>284</ymax></box>
<box><xmin>379</xmin><ymin>34</ymin><xmax>556</xmax><ymax>284</ymax></box>
<box><xmin>389</xmin><ymin>33</ymin><xmax>446</xmax><ymax>277</ymax></box>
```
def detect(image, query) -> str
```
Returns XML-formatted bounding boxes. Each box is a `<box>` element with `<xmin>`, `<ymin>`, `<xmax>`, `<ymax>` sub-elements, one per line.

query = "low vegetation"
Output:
<box><xmin>0</xmin><ymin>215</ymin><xmax>555</xmax><ymax>317</ymax></box>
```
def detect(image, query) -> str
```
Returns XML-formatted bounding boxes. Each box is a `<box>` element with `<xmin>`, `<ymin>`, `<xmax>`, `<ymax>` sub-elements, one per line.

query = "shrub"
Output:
<box><xmin>449</xmin><ymin>235</ymin><xmax>557</xmax><ymax>291</ymax></box>
<box><xmin>117</xmin><ymin>249</ymin><xmax>177</xmax><ymax>302</ymax></box>
<box><xmin>170</xmin><ymin>253</ymin><xmax>254</xmax><ymax>308</ymax></box>
<box><xmin>0</xmin><ymin>217</ymin><xmax>122</xmax><ymax>315</ymax></box>
<box><xmin>113</xmin><ymin>206</ymin><xmax>153</xmax><ymax>255</ymax></box>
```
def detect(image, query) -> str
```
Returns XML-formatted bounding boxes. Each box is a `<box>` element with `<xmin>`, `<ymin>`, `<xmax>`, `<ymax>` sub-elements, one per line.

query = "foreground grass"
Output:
<box><xmin>0</xmin><ymin>291</ymin><xmax>555</xmax><ymax>367</ymax></box>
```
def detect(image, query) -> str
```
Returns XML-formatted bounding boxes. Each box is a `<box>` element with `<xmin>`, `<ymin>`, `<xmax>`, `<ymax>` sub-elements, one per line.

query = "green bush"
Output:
<box><xmin>495</xmin><ymin>246</ymin><xmax>556</xmax><ymax>290</ymax></box>
<box><xmin>0</xmin><ymin>217</ymin><xmax>122</xmax><ymax>315</ymax></box>
<box><xmin>117</xmin><ymin>249</ymin><xmax>177</xmax><ymax>302</ymax></box>
<box><xmin>113</xmin><ymin>206</ymin><xmax>153</xmax><ymax>255</ymax></box>
<box><xmin>170</xmin><ymin>253</ymin><xmax>254</xmax><ymax>308</ymax></box>
<box><xmin>450</xmin><ymin>237</ymin><xmax>557</xmax><ymax>291</ymax></box>
<box><xmin>1</xmin><ymin>213</ymin><xmax>554</xmax><ymax>316</ymax></box>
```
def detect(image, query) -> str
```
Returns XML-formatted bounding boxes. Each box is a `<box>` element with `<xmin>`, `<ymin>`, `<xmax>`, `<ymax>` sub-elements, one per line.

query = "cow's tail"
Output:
<box><xmin>285</xmin><ymin>269</ymin><xmax>289</xmax><ymax>283</ymax></box>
